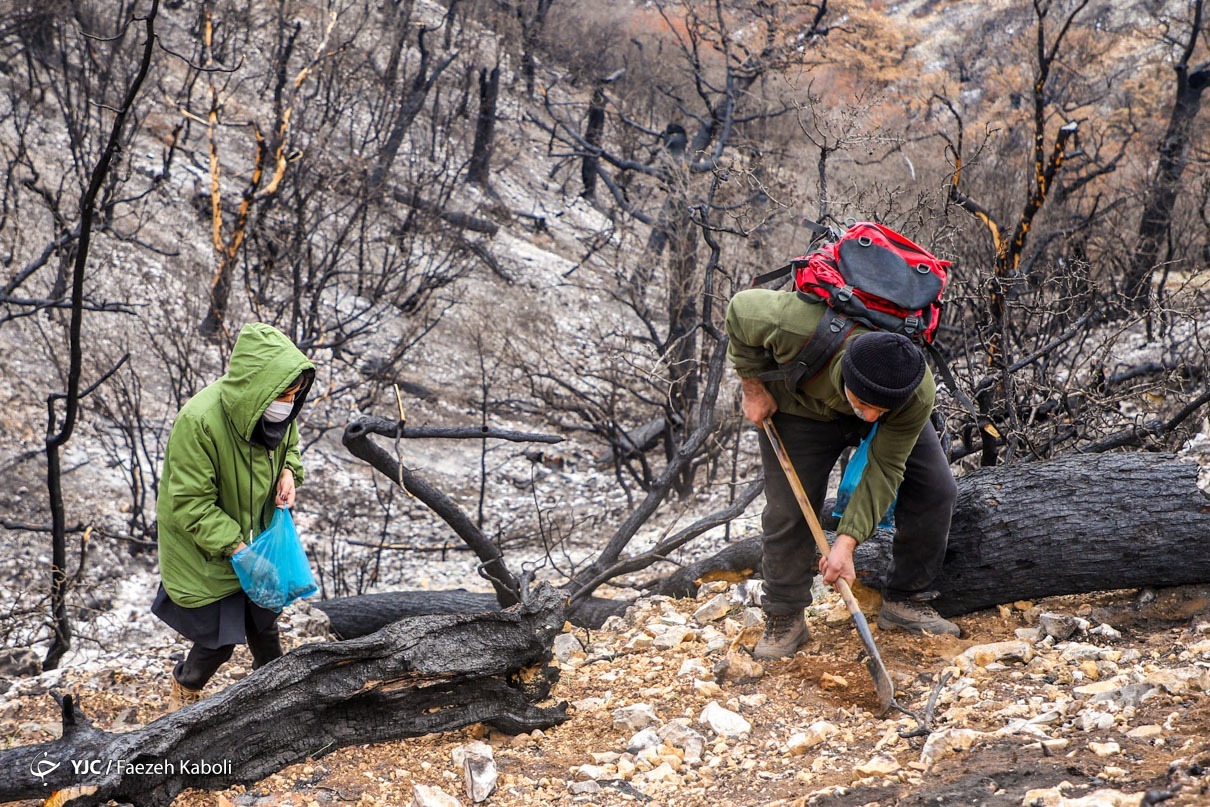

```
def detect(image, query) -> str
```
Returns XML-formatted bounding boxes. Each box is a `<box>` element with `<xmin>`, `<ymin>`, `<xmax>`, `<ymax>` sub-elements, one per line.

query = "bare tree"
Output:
<box><xmin>194</xmin><ymin>0</ymin><xmax>341</xmax><ymax>337</ymax></box>
<box><xmin>936</xmin><ymin>0</ymin><xmax>1128</xmax><ymax>464</ymax></box>
<box><xmin>39</xmin><ymin>0</ymin><xmax>160</xmax><ymax>670</ymax></box>
<box><xmin>1124</xmin><ymin>0</ymin><xmax>1210</xmax><ymax>313</ymax></box>
<box><xmin>533</xmin><ymin>0</ymin><xmax>835</xmax><ymax>492</ymax></box>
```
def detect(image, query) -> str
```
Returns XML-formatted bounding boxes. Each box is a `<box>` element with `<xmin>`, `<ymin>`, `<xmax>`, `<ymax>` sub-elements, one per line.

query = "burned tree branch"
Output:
<box><xmin>341</xmin><ymin>416</ymin><xmax>562</xmax><ymax>607</ymax></box>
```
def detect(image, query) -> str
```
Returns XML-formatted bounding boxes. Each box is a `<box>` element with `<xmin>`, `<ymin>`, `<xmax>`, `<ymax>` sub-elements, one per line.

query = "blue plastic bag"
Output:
<box><xmin>231</xmin><ymin>507</ymin><xmax>317</xmax><ymax>612</ymax></box>
<box><xmin>832</xmin><ymin>423</ymin><xmax>896</xmax><ymax>530</ymax></box>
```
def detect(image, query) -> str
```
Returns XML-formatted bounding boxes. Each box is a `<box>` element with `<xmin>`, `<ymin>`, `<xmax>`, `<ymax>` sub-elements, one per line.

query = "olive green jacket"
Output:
<box><xmin>725</xmin><ymin>289</ymin><xmax>935</xmax><ymax>543</ymax></box>
<box><xmin>156</xmin><ymin>323</ymin><xmax>314</xmax><ymax>607</ymax></box>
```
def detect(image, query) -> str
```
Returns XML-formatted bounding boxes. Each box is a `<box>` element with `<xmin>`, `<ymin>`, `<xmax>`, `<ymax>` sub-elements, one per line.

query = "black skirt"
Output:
<box><xmin>152</xmin><ymin>584</ymin><xmax>279</xmax><ymax>650</ymax></box>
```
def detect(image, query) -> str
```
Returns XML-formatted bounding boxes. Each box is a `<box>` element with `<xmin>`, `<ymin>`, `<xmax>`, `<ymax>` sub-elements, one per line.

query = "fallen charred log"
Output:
<box><xmin>321</xmin><ymin>449</ymin><xmax>1210</xmax><ymax>637</ymax></box>
<box><xmin>0</xmin><ymin>585</ymin><xmax>568</xmax><ymax>806</ymax></box>
<box><xmin>658</xmin><ymin>451</ymin><xmax>1210</xmax><ymax>616</ymax></box>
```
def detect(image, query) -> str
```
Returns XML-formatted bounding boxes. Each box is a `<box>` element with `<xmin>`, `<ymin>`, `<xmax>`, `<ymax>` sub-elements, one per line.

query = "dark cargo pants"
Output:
<box><xmin>757</xmin><ymin>410</ymin><xmax>956</xmax><ymax>615</ymax></box>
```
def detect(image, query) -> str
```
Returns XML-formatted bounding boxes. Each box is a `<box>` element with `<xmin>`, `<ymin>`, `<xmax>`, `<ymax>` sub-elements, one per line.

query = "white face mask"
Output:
<box><xmin>263</xmin><ymin>399</ymin><xmax>295</xmax><ymax>423</ymax></box>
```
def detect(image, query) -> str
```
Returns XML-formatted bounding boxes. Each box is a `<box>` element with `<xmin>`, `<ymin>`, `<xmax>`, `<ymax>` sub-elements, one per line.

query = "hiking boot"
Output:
<box><xmin>753</xmin><ymin>611</ymin><xmax>810</xmax><ymax>660</ymax></box>
<box><xmin>167</xmin><ymin>677</ymin><xmax>203</xmax><ymax>712</ymax></box>
<box><xmin>878</xmin><ymin>599</ymin><xmax>961</xmax><ymax>636</ymax></box>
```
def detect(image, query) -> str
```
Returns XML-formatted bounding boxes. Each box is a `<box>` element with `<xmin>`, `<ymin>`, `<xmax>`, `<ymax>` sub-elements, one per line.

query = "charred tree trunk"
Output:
<box><xmin>580</xmin><ymin>85</ymin><xmax>606</xmax><ymax>198</ymax></box>
<box><xmin>466</xmin><ymin>65</ymin><xmax>500</xmax><ymax>185</ymax></box>
<box><xmin>0</xmin><ymin>585</ymin><xmax>568</xmax><ymax>806</ymax></box>
<box><xmin>42</xmin><ymin>1</ymin><xmax>158</xmax><ymax>669</ymax></box>
<box><xmin>1125</xmin><ymin>2</ymin><xmax>1209</xmax><ymax>310</ymax></box>
<box><xmin>654</xmin><ymin>452</ymin><xmax>1210</xmax><ymax>615</ymax></box>
<box><xmin>315</xmin><ymin>588</ymin><xmax>627</xmax><ymax>636</ymax></box>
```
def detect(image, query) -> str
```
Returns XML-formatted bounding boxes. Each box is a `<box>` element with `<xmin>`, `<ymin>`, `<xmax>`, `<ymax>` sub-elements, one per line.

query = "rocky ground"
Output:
<box><xmin>4</xmin><ymin>575</ymin><xmax>1210</xmax><ymax>807</ymax></box>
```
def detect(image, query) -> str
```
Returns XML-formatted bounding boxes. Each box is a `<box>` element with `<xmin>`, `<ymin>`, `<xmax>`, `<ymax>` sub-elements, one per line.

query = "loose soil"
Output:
<box><xmin>4</xmin><ymin>583</ymin><xmax>1210</xmax><ymax>807</ymax></box>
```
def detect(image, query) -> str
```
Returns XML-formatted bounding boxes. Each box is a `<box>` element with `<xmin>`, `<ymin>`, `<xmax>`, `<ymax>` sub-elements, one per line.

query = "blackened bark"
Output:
<box><xmin>1126</xmin><ymin>21</ymin><xmax>1210</xmax><ymax>310</ymax></box>
<box><xmin>0</xmin><ymin>584</ymin><xmax>568</xmax><ymax>806</ymax></box>
<box><xmin>658</xmin><ymin>452</ymin><xmax>1210</xmax><ymax>617</ymax></box>
<box><xmin>580</xmin><ymin>85</ymin><xmax>606</xmax><ymax>198</ymax></box>
<box><xmin>466</xmin><ymin>65</ymin><xmax>500</xmax><ymax>185</ymax></box>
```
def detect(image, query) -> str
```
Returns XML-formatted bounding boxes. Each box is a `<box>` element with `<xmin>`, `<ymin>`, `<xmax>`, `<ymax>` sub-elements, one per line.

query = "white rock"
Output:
<box><xmin>785</xmin><ymin>721</ymin><xmax>838</xmax><ymax>754</ymax></box>
<box><xmin>853</xmin><ymin>752</ymin><xmax>900</xmax><ymax>777</ymax></box>
<box><xmin>1073</xmin><ymin>679</ymin><xmax>1127</xmax><ymax>698</ymax></box>
<box><xmin>567</xmin><ymin>780</ymin><xmax>601</xmax><ymax>795</ymax></box>
<box><xmin>712</xmin><ymin>650</ymin><xmax>764</xmax><ymax>683</ymax></box>
<box><xmin>693</xmin><ymin>594</ymin><xmax>732</xmax><ymax>624</ymax></box>
<box><xmin>412</xmin><ymin>784</ymin><xmax>461</xmax><ymax>807</ymax></box>
<box><xmin>1089</xmin><ymin>683</ymin><xmax>1157</xmax><ymax>710</ymax></box>
<box><xmin>732</xmin><ymin>580</ymin><xmax>764</xmax><ymax>607</ymax></box>
<box><xmin>1022</xmin><ymin>783</ymin><xmax>1145</xmax><ymax>806</ymax></box>
<box><xmin>1059</xmin><ymin>642</ymin><xmax>1107</xmax><ymax>662</ymax></box>
<box><xmin>1039</xmin><ymin>613</ymin><xmax>1083</xmax><ymax>641</ymax></box>
<box><xmin>741</xmin><ymin>607</ymin><xmax>765</xmax><ymax>628</ymax></box>
<box><xmin>1077</xmin><ymin>709</ymin><xmax>1116</xmax><ymax>732</ymax></box>
<box><xmin>652</xmin><ymin>625</ymin><xmax>693</xmax><ymax>650</ymax></box>
<box><xmin>626</xmin><ymin>728</ymin><xmax>661</xmax><ymax>755</ymax></box>
<box><xmin>613</xmin><ymin>703</ymin><xmax>661</xmax><ymax>732</ymax></box>
<box><xmin>678</xmin><ymin>658</ymin><xmax>710</xmax><ymax>678</ymax></box>
<box><xmin>1126</xmin><ymin>725</ymin><xmax>1163</xmax><ymax>740</ymax></box>
<box><xmin>955</xmin><ymin>641</ymin><xmax>1033</xmax><ymax>671</ymax></box>
<box><xmin>658</xmin><ymin>720</ymin><xmax>707</xmax><ymax>765</ymax></box>
<box><xmin>1089</xmin><ymin>623</ymin><xmax>1122</xmax><ymax>640</ymax></box>
<box><xmin>1089</xmin><ymin>741</ymin><xmax>1120</xmax><ymax>757</ymax></box>
<box><xmin>699</xmin><ymin>701</ymin><xmax>751</xmax><ymax>738</ymax></box>
<box><xmin>920</xmin><ymin>728</ymin><xmax>986</xmax><ymax>767</ymax></box>
<box><xmin>1146</xmin><ymin>667</ymin><xmax>1210</xmax><ymax>693</ymax></box>
<box><xmin>1016</xmin><ymin>626</ymin><xmax>1046</xmax><ymax>643</ymax></box>
<box><xmin>572</xmin><ymin>764</ymin><xmax>612</xmax><ymax>781</ymax></box>
<box><xmin>551</xmin><ymin>633</ymin><xmax>584</xmax><ymax>662</ymax></box>
<box><xmin>642</xmin><ymin>762</ymin><xmax>680</xmax><ymax>783</ymax></box>
<box><xmin>456</xmin><ymin>742</ymin><xmax>496</xmax><ymax>803</ymax></box>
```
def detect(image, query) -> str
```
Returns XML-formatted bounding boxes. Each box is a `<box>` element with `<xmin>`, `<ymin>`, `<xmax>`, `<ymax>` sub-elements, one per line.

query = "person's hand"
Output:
<box><xmin>276</xmin><ymin>468</ymin><xmax>296</xmax><ymax>509</ymax></box>
<box><xmin>818</xmin><ymin>533</ymin><xmax>857</xmax><ymax>588</ymax></box>
<box><xmin>232</xmin><ymin>541</ymin><xmax>248</xmax><ymax>556</ymax></box>
<box><xmin>741</xmin><ymin>377</ymin><xmax>778</xmax><ymax>424</ymax></box>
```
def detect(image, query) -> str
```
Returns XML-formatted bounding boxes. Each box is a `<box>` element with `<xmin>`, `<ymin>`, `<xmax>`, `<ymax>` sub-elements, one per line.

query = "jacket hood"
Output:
<box><xmin>219</xmin><ymin>323</ymin><xmax>315</xmax><ymax>441</ymax></box>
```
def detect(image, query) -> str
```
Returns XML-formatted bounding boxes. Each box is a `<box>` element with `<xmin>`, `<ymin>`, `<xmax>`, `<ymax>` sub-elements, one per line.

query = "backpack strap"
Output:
<box><xmin>922</xmin><ymin>341</ymin><xmax>980</xmax><ymax>423</ymax></box>
<box><xmin>751</xmin><ymin>258</ymin><xmax>804</xmax><ymax>288</ymax></box>
<box><xmin>758</xmin><ymin>308</ymin><xmax>855</xmax><ymax>389</ymax></box>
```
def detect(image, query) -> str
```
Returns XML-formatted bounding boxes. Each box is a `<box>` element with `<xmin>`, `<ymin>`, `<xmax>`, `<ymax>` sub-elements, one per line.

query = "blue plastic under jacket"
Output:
<box><xmin>832</xmin><ymin>423</ymin><xmax>897</xmax><ymax>530</ymax></box>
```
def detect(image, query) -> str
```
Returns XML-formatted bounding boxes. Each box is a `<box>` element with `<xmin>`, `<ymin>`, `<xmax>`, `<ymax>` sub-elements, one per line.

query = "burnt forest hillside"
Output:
<box><xmin>0</xmin><ymin>0</ymin><xmax>1209</xmax><ymax>805</ymax></box>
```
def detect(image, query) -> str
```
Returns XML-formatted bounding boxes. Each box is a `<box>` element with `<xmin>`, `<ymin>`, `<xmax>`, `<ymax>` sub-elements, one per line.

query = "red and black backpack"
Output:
<box><xmin>754</xmin><ymin>220</ymin><xmax>972</xmax><ymax>416</ymax></box>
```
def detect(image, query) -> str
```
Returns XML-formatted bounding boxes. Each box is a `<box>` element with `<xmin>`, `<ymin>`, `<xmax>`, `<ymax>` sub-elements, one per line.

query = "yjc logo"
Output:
<box><xmin>30</xmin><ymin>750</ymin><xmax>60</xmax><ymax>785</ymax></box>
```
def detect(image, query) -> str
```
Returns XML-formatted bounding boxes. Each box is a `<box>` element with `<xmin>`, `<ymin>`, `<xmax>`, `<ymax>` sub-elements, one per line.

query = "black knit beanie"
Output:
<box><xmin>841</xmin><ymin>332</ymin><xmax>926</xmax><ymax>411</ymax></box>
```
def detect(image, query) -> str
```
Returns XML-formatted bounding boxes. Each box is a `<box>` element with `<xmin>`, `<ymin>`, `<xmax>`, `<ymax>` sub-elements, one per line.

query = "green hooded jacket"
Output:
<box><xmin>156</xmin><ymin>323</ymin><xmax>315</xmax><ymax>608</ymax></box>
<box><xmin>725</xmin><ymin>289</ymin><xmax>936</xmax><ymax>543</ymax></box>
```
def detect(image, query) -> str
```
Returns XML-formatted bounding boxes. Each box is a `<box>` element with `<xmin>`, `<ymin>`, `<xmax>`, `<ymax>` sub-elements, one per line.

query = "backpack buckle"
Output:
<box><xmin>828</xmin><ymin>316</ymin><xmax>847</xmax><ymax>333</ymax></box>
<box><xmin>903</xmin><ymin>316</ymin><xmax>921</xmax><ymax>334</ymax></box>
<box><xmin>835</xmin><ymin>285</ymin><xmax>854</xmax><ymax>302</ymax></box>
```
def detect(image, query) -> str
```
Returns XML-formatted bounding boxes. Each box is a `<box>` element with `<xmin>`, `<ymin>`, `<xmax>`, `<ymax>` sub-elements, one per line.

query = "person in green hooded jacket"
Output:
<box><xmin>153</xmin><ymin>322</ymin><xmax>315</xmax><ymax>709</ymax></box>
